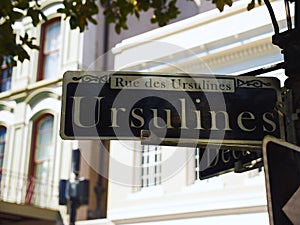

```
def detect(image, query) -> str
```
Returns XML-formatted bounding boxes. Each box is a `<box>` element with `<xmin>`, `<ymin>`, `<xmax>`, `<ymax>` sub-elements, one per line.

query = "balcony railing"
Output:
<box><xmin>0</xmin><ymin>169</ymin><xmax>59</xmax><ymax>209</ymax></box>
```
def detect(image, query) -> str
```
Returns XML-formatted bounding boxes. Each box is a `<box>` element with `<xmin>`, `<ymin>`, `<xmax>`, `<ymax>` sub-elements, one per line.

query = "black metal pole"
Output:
<box><xmin>283</xmin><ymin>1</ymin><xmax>300</xmax><ymax>146</ymax></box>
<box><xmin>295</xmin><ymin>0</ymin><xmax>300</xmax><ymax>28</ymax></box>
<box><xmin>294</xmin><ymin>0</ymin><xmax>300</xmax><ymax>146</ymax></box>
<box><xmin>103</xmin><ymin>0</ymin><xmax>110</xmax><ymax>71</ymax></box>
<box><xmin>271</xmin><ymin>0</ymin><xmax>300</xmax><ymax>145</ymax></box>
<box><xmin>69</xmin><ymin>149</ymin><xmax>81</xmax><ymax>225</ymax></box>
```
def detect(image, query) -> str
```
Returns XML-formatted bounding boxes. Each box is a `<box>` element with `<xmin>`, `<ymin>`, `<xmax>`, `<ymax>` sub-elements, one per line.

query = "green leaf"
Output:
<box><xmin>100</xmin><ymin>0</ymin><xmax>108</xmax><ymax>6</ymax></box>
<box><xmin>247</xmin><ymin>0</ymin><xmax>255</xmax><ymax>10</ymax></box>
<box><xmin>134</xmin><ymin>10</ymin><xmax>140</xmax><ymax>18</ymax></box>
<box><xmin>247</xmin><ymin>0</ymin><xmax>262</xmax><ymax>10</ymax></box>
<box><xmin>15</xmin><ymin>0</ymin><xmax>30</xmax><ymax>10</ymax></box>
<box><xmin>0</xmin><ymin>0</ymin><xmax>13</xmax><ymax>16</ymax></box>
<box><xmin>69</xmin><ymin>16</ymin><xmax>78</xmax><ymax>30</ymax></box>
<box><xmin>115</xmin><ymin>24</ymin><xmax>121</xmax><ymax>34</ymax></box>
<box><xmin>18</xmin><ymin>32</ymin><xmax>40</xmax><ymax>52</ymax></box>
<box><xmin>17</xmin><ymin>45</ymin><xmax>30</xmax><ymax>62</ymax></box>
<box><xmin>27</xmin><ymin>8</ymin><xmax>40</xmax><ymax>26</ymax></box>
<box><xmin>88</xmin><ymin>16</ymin><xmax>98</xmax><ymax>25</ymax></box>
<box><xmin>57</xmin><ymin>8</ymin><xmax>65</xmax><ymax>14</ymax></box>
<box><xmin>27</xmin><ymin>42</ymin><xmax>39</xmax><ymax>50</ymax></box>
<box><xmin>225</xmin><ymin>0</ymin><xmax>233</xmax><ymax>7</ymax></box>
<box><xmin>212</xmin><ymin>0</ymin><xmax>232</xmax><ymax>12</ymax></box>
<box><xmin>79</xmin><ymin>17</ymin><xmax>87</xmax><ymax>32</ymax></box>
<box><xmin>9</xmin><ymin>11</ymin><xmax>24</xmax><ymax>22</ymax></box>
<box><xmin>40</xmin><ymin>11</ymin><xmax>48</xmax><ymax>22</ymax></box>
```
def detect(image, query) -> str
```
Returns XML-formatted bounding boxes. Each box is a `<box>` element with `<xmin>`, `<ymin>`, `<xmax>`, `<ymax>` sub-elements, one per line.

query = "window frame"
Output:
<box><xmin>195</xmin><ymin>147</ymin><xmax>201</xmax><ymax>182</ymax></box>
<box><xmin>27</xmin><ymin>114</ymin><xmax>54</xmax><ymax>204</ymax></box>
<box><xmin>0</xmin><ymin>126</ymin><xmax>7</xmax><ymax>177</ymax></box>
<box><xmin>37</xmin><ymin>17</ymin><xmax>61</xmax><ymax>81</ymax></box>
<box><xmin>29</xmin><ymin>114</ymin><xmax>54</xmax><ymax>178</ymax></box>
<box><xmin>141</xmin><ymin>145</ymin><xmax>162</xmax><ymax>188</ymax></box>
<box><xmin>0</xmin><ymin>61</ymin><xmax>12</xmax><ymax>92</ymax></box>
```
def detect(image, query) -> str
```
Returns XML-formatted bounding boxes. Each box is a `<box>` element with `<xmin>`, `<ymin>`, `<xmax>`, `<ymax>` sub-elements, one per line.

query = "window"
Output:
<box><xmin>27</xmin><ymin>115</ymin><xmax>54</xmax><ymax>204</ymax></box>
<box><xmin>33</xmin><ymin>115</ymin><xmax>54</xmax><ymax>180</ymax></box>
<box><xmin>0</xmin><ymin>62</ymin><xmax>12</xmax><ymax>92</ymax></box>
<box><xmin>38</xmin><ymin>18</ymin><xmax>61</xmax><ymax>81</ymax></box>
<box><xmin>195</xmin><ymin>147</ymin><xmax>200</xmax><ymax>182</ymax></box>
<box><xmin>0</xmin><ymin>126</ymin><xmax>6</xmax><ymax>183</ymax></box>
<box><xmin>141</xmin><ymin>145</ymin><xmax>161</xmax><ymax>188</ymax></box>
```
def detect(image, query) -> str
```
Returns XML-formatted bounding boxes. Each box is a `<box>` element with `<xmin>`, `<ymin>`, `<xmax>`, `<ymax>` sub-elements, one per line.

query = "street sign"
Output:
<box><xmin>283</xmin><ymin>187</ymin><xmax>300</xmax><ymax>225</ymax></box>
<box><xmin>199</xmin><ymin>148</ymin><xmax>262</xmax><ymax>179</ymax></box>
<box><xmin>263</xmin><ymin>136</ymin><xmax>300</xmax><ymax>225</ymax></box>
<box><xmin>60</xmin><ymin>71</ymin><xmax>284</xmax><ymax>147</ymax></box>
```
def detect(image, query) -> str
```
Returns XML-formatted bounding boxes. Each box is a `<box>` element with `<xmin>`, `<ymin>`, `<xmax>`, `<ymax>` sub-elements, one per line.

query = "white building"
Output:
<box><xmin>78</xmin><ymin>1</ymin><xmax>290</xmax><ymax>225</ymax></box>
<box><xmin>0</xmin><ymin>0</ymin><xmax>291</xmax><ymax>224</ymax></box>
<box><xmin>0</xmin><ymin>0</ymin><xmax>199</xmax><ymax>224</ymax></box>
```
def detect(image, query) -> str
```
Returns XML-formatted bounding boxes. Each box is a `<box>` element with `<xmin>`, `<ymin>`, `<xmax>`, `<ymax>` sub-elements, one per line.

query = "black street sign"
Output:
<box><xmin>263</xmin><ymin>136</ymin><xmax>300</xmax><ymax>225</ymax></box>
<box><xmin>199</xmin><ymin>148</ymin><xmax>262</xmax><ymax>180</ymax></box>
<box><xmin>60</xmin><ymin>71</ymin><xmax>284</xmax><ymax>147</ymax></box>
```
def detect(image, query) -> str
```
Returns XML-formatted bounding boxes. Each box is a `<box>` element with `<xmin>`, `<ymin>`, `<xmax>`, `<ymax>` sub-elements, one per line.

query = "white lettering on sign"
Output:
<box><xmin>111</xmin><ymin>76</ymin><xmax>235</xmax><ymax>92</ymax></box>
<box><xmin>71</xmin><ymin>96</ymin><xmax>278</xmax><ymax>133</ymax></box>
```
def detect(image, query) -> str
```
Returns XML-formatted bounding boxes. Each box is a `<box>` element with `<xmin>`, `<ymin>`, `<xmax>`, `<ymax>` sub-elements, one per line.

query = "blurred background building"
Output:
<box><xmin>0</xmin><ymin>0</ymin><xmax>290</xmax><ymax>224</ymax></box>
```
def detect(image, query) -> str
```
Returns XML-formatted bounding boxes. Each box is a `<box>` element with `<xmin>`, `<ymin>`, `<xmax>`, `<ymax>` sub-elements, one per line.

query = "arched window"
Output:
<box><xmin>27</xmin><ymin>114</ymin><xmax>54</xmax><ymax>205</ymax></box>
<box><xmin>33</xmin><ymin>115</ymin><xmax>54</xmax><ymax>179</ymax></box>
<box><xmin>38</xmin><ymin>18</ymin><xmax>61</xmax><ymax>81</ymax></box>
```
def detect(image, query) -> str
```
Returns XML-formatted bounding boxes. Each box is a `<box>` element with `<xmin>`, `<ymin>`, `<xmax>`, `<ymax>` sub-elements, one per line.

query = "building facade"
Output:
<box><xmin>78</xmin><ymin>0</ymin><xmax>289</xmax><ymax>225</ymax></box>
<box><xmin>0</xmin><ymin>0</ymin><xmax>290</xmax><ymax>224</ymax></box>
<box><xmin>0</xmin><ymin>0</ymin><xmax>200</xmax><ymax>224</ymax></box>
<box><xmin>0</xmin><ymin>1</ymin><xmax>78</xmax><ymax>223</ymax></box>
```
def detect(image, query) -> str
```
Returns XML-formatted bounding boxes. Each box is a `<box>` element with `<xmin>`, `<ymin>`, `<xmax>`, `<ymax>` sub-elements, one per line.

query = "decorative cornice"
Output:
<box><xmin>123</xmin><ymin>38</ymin><xmax>278</xmax><ymax>73</ymax></box>
<box><xmin>205</xmin><ymin>42</ymin><xmax>276</xmax><ymax>68</ymax></box>
<box><xmin>25</xmin><ymin>88</ymin><xmax>61</xmax><ymax>107</ymax></box>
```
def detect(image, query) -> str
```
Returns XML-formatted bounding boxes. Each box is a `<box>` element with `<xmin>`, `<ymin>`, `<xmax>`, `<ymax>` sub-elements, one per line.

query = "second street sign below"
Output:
<box><xmin>60</xmin><ymin>72</ymin><xmax>284</xmax><ymax>147</ymax></box>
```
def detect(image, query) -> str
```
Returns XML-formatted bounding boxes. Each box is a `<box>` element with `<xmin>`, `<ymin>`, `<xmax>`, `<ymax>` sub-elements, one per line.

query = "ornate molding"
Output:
<box><xmin>72</xmin><ymin>74</ymin><xmax>110</xmax><ymax>83</ymax></box>
<box><xmin>121</xmin><ymin>39</ymin><xmax>278</xmax><ymax>74</ymax></box>
<box><xmin>206</xmin><ymin>42</ymin><xmax>275</xmax><ymax>67</ymax></box>
<box><xmin>236</xmin><ymin>79</ymin><xmax>272</xmax><ymax>88</ymax></box>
